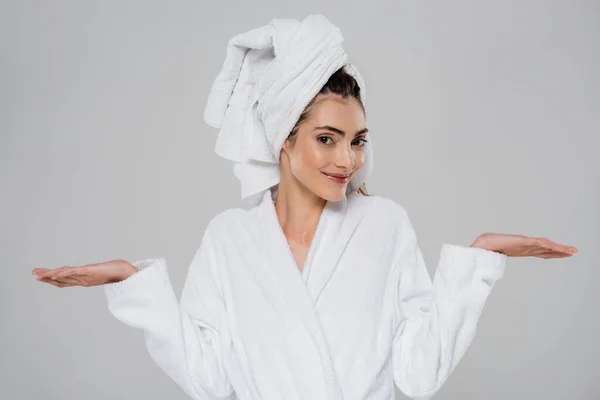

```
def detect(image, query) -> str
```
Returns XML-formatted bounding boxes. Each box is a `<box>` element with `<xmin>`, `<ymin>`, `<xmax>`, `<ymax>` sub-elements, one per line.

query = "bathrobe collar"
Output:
<box><xmin>254</xmin><ymin>185</ymin><xmax>367</xmax><ymax>399</ymax></box>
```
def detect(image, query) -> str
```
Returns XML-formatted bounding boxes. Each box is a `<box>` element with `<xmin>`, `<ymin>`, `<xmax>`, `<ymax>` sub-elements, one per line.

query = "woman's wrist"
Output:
<box><xmin>470</xmin><ymin>234</ymin><xmax>504</xmax><ymax>254</ymax></box>
<box><xmin>117</xmin><ymin>261</ymin><xmax>139</xmax><ymax>281</ymax></box>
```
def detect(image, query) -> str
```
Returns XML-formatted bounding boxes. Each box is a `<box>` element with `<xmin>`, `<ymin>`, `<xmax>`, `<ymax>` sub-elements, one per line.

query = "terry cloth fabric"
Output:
<box><xmin>203</xmin><ymin>14</ymin><xmax>373</xmax><ymax>206</ymax></box>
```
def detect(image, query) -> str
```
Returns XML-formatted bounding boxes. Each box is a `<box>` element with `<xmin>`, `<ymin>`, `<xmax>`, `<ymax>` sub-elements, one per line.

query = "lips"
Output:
<box><xmin>323</xmin><ymin>172</ymin><xmax>349</xmax><ymax>183</ymax></box>
<box><xmin>324</xmin><ymin>173</ymin><xmax>349</xmax><ymax>178</ymax></box>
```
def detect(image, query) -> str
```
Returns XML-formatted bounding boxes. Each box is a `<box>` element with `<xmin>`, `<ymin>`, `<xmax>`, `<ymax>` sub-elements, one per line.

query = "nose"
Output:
<box><xmin>334</xmin><ymin>143</ymin><xmax>355</xmax><ymax>171</ymax></box>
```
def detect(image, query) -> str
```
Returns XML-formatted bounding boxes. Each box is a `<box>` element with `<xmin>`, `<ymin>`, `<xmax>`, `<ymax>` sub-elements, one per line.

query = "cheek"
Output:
<box><xmin>296</xmin><ymin>141</ymin><xmax>328</xmax><ymax>169</ymax></box>
<box><xmin>354</xmin><ymin>151</ymin><xmax>365</xmax><ymax>169</ymax></box>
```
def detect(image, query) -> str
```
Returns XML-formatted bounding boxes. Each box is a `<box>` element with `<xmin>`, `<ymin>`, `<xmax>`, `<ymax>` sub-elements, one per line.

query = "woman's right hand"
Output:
<box><xmin>32</xmin><ymin>259</ymin><xmax>138</xmax><ymax>288</ymax></box>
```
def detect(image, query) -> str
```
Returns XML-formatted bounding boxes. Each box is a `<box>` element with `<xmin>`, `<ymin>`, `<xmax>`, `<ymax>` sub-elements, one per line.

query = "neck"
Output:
<box><xmin>273</xmin><ymin>180</ymin><xmax>326</xmax><ymax>245</ymax></box>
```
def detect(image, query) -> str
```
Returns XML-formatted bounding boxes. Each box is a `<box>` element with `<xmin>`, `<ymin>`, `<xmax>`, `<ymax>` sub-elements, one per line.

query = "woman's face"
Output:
<box><xmin>281</xmin><ymin>94</ymin><xmax>368</xmax><ymax>202</ymax></box>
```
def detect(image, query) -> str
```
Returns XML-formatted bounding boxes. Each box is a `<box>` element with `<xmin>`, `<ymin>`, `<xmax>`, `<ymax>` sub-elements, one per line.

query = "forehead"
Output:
<box><xmin>306</xmin><ymin>96</ymin><xmax>366</xmax><ymax>128</ymax></box>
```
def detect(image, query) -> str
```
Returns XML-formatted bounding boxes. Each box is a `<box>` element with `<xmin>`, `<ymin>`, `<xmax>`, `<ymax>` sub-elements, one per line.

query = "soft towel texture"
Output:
<box><xmin>203</xmin><ymin>14</ymin><xmax>373</xmax><ymax>206</ymax></box>
<box><xmin>103</xmin><ymin>189</ymin><xmax>507</xmax><ymax>399</ymax></box>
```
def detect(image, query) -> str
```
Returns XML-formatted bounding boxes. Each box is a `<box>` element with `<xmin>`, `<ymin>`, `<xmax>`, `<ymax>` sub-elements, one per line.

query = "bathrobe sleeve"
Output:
<box><xmin>390</xmin><ymin>207</ymin><xmax>507</xmax><ymax>400</ymax></box>
<box><xmin>103</xmin><ymin>227</ymin><xmax>235</xmax><ymax>400</ymax></box>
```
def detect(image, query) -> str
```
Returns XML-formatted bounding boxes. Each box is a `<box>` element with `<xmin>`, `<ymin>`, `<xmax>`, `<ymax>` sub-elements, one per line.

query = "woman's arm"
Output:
<box><xmin>103</xmin><ymin>228</ymin><xmax>235</xmax><ymax>400</ymax></box>
<box><xmin>390</xmin><ymin>209</ymin><xmax>507</xmax><ymax>400</ymax></box>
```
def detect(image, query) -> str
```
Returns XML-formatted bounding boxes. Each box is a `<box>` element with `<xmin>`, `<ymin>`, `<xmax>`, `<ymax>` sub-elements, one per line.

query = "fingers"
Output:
<box><xmin>535</xmin><ymin>245</ymin><xmax>576</xmax><ymax>259</ymax></box>
<box><xmin>549</xmin><ymin>242</ymin><xmax>577</xmax><ymax>254</ymax></box>
<box><xmin>566</xmin><ymin>245</ymin><xmax>578</xmax><ymax>254</ymax></box>
<box><xmin>36</xmin><ymin>266</ymin><xmax>72</xmax><ymax>280</ymax></box>
<box><xmin>54</xmin><ymin>267</ymin><xmax>79</xmax><ymax>280</ymax></box>
<box><xmin>34</xmin><ymin>268</ymin><xmax>55</xmax><ymax>279</ymax></box>
<box><xmin>536</xmin><ymin>238</ymin><xmax>578</xmax><ymax>255</ymax></box>
<box><xmin>538</xmin><ymin>251</ymin><xmax>574</xmax><ymax>259</ymax></box>
<box><xmin>32</xmin><ymin>268</ymin><xmax>50</xmax><ymax>274</ymax></box>
<box><xmin>33</xmin><ymin>266</ymin><xmax>87</xmax><ymax>287</ymax></box>
<box><xmin>36</xmin><ymin>276</ymin><xmax>78</xmax><ymax>288</ymax></box>
<box><xmin>56</xmin><ymin>276</ymin><xmax>83</xmax><ymax>286</ymax></box>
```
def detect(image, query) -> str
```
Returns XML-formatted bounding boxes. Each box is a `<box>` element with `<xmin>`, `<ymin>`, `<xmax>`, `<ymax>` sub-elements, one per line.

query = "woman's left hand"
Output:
<box><xmin>471</xmin><ymin>233</ymin><xmax>578</xmax><ymax>258</ymax></box>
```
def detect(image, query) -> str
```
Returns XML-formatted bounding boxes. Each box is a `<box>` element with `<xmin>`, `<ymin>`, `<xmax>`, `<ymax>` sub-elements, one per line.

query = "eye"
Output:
<box><xmin>352</xmin><ymin>138</ymin><xmax>368</xmax><ymax>147</ymax></box>
<box><xmin>317</xmin><ymin>136</ymin><xmax>334</xmax><ymax>145</ymax></box>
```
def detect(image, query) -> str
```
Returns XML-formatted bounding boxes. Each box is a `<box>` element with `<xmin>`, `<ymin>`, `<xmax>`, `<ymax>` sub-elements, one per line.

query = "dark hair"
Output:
<box><xmin>286</xmin><ymin>67</ymin><xmax>371</xmax><ymax>196</ymax></box>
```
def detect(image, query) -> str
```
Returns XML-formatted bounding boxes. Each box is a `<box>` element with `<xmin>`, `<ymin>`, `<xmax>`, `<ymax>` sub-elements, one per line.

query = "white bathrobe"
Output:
<box><xmin>103</xmin><ymin>187</ymin><xmax>507</xmax><ymax>400</ymax></box>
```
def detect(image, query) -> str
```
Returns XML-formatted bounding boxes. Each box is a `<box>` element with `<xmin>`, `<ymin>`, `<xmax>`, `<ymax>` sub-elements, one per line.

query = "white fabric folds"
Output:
<box><xmin>203</xmin><ymin>14</ymin><xmax>374</xmax><ymax>206</ymax></box>
<box><xmin>103</xmin><ymin>191</ymin><xmax>508</xmax><ymax>399</ymax></box>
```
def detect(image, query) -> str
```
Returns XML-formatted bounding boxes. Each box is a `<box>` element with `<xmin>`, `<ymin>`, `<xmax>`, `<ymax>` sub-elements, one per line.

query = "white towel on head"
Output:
<box><xmin>204</xmin><ymin>14</ymin><xmax>374</xmax><ymax>206</ymax></box>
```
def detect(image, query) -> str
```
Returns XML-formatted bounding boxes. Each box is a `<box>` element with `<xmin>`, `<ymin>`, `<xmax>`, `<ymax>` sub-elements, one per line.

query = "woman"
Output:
<box><xmin>32</xmin><ymin>15</ymin><xmax>577</xmax><ymax>400</ymax></box>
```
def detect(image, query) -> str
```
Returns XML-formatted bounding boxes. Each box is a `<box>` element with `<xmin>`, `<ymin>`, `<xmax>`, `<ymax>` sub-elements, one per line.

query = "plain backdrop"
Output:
<box><xmin>2</xmin><ymin>0</ymin><xmax>599</xmax><ymax>399</ymax></box>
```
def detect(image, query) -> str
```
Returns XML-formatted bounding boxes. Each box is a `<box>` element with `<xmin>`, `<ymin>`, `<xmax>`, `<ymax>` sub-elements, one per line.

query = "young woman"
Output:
<box><xmin>32</xmin><ymin>15</ymin><xmax>577</xmax><ymax>400</ymax></box>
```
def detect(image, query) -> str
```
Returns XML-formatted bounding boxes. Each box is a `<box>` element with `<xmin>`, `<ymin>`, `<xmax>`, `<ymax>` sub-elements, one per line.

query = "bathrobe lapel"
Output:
<box><xmin>303</xmin><ymin>193</ymin><xmax>366</xmax><ymax>304</ymax></box>
<box><xmin>255</xmin><ymin>188</ymin><xmax>366</xmax><ymax>399</ymax></box>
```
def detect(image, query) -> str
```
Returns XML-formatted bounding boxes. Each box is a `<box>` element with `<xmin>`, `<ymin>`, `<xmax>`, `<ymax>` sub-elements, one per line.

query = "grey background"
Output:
<box><xmin>2</xmin><ymin>0</ymin><xmax>598</xmax><ymax>399</ymax></box>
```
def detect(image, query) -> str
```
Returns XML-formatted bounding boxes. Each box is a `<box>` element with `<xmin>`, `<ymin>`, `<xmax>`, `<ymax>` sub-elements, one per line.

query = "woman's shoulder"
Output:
<box><xmin>351</xmin><ymin>193</ymin><xmax>410</xmax><ymax>222</ymax></box>
<box><xmin>204</xmin><ymin>206</ymin><xmax>253</xmax><ymax>236</ymax></box>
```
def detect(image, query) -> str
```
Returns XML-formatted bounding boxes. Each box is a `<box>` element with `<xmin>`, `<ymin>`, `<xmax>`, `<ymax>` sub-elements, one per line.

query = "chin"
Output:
<box><xmin>314</xmin><ymin>186</ymin><xmax>347</xmax><ymax>202</ymax></box>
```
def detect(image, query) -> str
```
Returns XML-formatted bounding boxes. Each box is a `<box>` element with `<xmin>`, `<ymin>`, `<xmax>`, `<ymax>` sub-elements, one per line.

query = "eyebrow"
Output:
<box><xmin>313</xmin><ymin>125</ymin><xmax>369</xmax><ymax>137</ymax></box>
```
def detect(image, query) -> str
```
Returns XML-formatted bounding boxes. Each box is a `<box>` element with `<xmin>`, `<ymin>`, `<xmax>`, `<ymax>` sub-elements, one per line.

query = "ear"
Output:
<box><xmin>281</xmin><ymin>138</ymin><xmax>291</xmax><ymax>154</ymax></box>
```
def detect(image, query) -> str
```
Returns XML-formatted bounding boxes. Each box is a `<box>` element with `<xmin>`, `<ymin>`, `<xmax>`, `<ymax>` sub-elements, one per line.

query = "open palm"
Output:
<box><xmin>32</xmin><ymin>259</ymin><xmax>136</xmax><ymax>288</ymax></box>
<box><xmin>473</xmin><ymin>233</ymin><xmax>578</xmax><ymax>258</ymax></box>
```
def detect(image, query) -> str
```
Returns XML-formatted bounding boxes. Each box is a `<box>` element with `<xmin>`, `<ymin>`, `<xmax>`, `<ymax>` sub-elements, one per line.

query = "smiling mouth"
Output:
<box><xmin>322</xmin><ymin>172</ymin><xmax>350</xmax><ymax>183</ymax></box>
